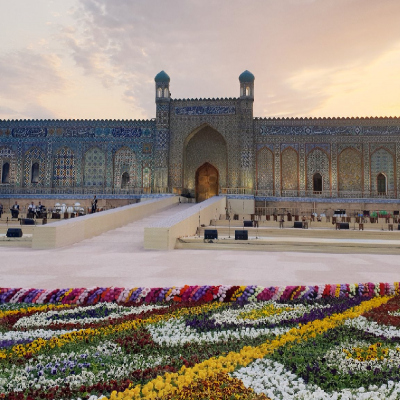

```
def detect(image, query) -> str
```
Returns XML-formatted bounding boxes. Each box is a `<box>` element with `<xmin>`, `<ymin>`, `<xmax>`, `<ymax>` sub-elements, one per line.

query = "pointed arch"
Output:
<box><xmin>281</xmin><ymin>147</ymin><xmax>299</xmax><ymax>192</ymax></box>
<box><xmin>306</xmin><ymin>147</ymin><xmax>330</xmax><ymax>192</ymax></box>
<box><xmin>370</xmin><ymin>147</ymin><xmax>394</xmax><ymax>192</ymax></box>
<box><xmin>313</xmin><ymin>172</ymin><xmax>323</xmax><ymax>192</ymax></box>
<box><xmin>23</xmin><ymin>147</ymin><xmax>46</xmax><ymax>187</ymax></box>
<box><xmin>84</xmin><ymin>146</ymin><xmax>106</xmax><ymax>187</ymax></box>
<box><xmin>1</xmin><ymin>162</ymin><xmax>10</xmax><ymax>184</ymax></box>
<box><xmin>0</xmin><ymin>147</ymin><xmax>16</xmax><ymax>185</ymax></box>
<box><xmin>183</xmin><ymin>124</ymin><xmax>227</xmax><ymax>190</ymax></box>
<box><xmin>256</xmin><ymin>146</ymin><xmax>274</xmax><ymax>191</ymax></box>
<box><xmin>113</xmin><ymin>147</ymin><xmax>137</xmax><ymax>188</ymax></box>
<box><xmin>377</xmin><ymin>173</ymin><xmax>387</xmax><ymax>194</ymax></box>
<box><xmin>53</xmin><ymin>146</ymin><xmax>75</xmax><ymax>187</ymax></box>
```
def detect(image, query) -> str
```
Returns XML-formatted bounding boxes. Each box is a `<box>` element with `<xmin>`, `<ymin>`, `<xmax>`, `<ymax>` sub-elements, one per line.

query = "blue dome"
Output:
<box><xmin>239</xmin><ymin>70</ymin><xmax>255</xmax><ymax>83</ymax></box>
<box><xmin>154</xmin><ymin>70</ymin><xmax>170</xmax><ymax>83</ymax></box>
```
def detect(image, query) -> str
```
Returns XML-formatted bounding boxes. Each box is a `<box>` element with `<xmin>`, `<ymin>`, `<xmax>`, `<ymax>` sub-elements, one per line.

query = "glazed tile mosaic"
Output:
<box><xmin>1</xmin><ymin>283</ymin><xmax>400</xmax><ymax>399</ymax></box>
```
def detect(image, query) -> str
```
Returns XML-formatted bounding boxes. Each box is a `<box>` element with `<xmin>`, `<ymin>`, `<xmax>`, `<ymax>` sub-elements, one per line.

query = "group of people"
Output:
<box><xmin>7</xmin><ymin>201</ymin><xmax>46</xmax><ymax>219</ymax></box>
<box><xmin>27</xmin><ymin>201</ymin><xmax>46</xmax><ymax>218</ymax></box>
<box><xmin>2</xmin><ymin>196</ymin><xmax>98</xmax><ymax>220</ymax></box>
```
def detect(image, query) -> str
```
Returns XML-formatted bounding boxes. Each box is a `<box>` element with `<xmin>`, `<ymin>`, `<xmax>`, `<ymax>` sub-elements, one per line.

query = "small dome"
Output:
<box><xmin>239</xmin><ymin>70</ymin><xmax>255</xmax><ymax>83</ymax></box>
<box><xmin>154</xmin><ymin>70</ymin><xmax>170</xmax><ymax>83</ymax></box>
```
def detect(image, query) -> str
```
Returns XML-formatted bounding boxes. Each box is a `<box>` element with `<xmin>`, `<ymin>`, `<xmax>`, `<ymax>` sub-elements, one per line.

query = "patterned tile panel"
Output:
<box><xmin>53</xmin><ymin>147</ymin><xmax>75</xmax><ymax>187</ymax></box>
<box><xmin>113</xmin><ymin>147</ymin><xmax>137</xmax><ymax>188</ymax></box>
<box><xmin>23</xmin><ymin>147</ymin><xmax>46</xmax><ymax>187</ymax></box>
<box><xmin>281</xmin><ymin>147</ymin><xmax>299</xmax><ymax>191</ymax></box>
<box><xmin>256</xmin><ymin>147</ymin><xmax>274</xmax><ymax>191</ymax></box>
<box><xmin>370</xmin><ymin>147</ymin><xmax>395</xmax><ymax>191</ymax></box>
<box><xmin>306</xmin><ymin>148</ymin><xmax>330</xmax><ymax>191</ymax></box>
<box><xmin>175</xmin><ymin>106</ymin><xmax>236</xmax><ymax>115</ymax></box>
<box><xmin>338</xmin><ymin>148</ymin><xmax>363</xmax><ymax>191</ymax></box>
<box><xmin>83</xmin><ymin>147</ymin><xmax>106</xmax><ymax>187</ymax></box>
<box><xmin>0</xmin><ymin>147</ymin><xmax>16</xmax><ymax>184</ymax></box>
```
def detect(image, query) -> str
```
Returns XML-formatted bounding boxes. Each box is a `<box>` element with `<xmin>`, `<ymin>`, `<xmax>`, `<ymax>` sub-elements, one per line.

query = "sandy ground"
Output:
<box><xmin>0</xmin><ymin>202</ymin><xmax>399</xmax><ymax>289</ymax></box>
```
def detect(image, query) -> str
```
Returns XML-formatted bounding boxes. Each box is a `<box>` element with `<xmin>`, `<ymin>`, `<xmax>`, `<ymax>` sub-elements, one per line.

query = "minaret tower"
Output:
<box><xmin>238</xmin><ymin>70</ymin><xmax>255</xmax><ymax>189</ymax></box>
<box><xmin>155</xmin><ymin>70</ymin><xmax>170</xmax><ymax>102</ymax></box>
<box><xmin>154</xmin><ymin>70</ymin><xmax>171</xmax><ymax>189</ymax></box>
<box><xmin>239</xmin><ymin>70</ymin><xmax>255</xmax><ymax>100</ymax></box>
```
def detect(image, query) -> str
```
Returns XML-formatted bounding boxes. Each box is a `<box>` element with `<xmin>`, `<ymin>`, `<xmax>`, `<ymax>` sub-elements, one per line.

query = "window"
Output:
<box><xmin>377</xmin><ymin>173</ymin><xmax>386</xmax><ymax>194</ymax></box>
<box><xmin>313</xmin><ymin>173</ymin><xmax>323</xmax><ymax>193</ymax></box>
<box><xmin>157</xmin><ymin>88</ymin><xmax>162</xmax><ymax>98</ymax></box>
<box><xmin>31</xmin><ymin>162</ymin><xmax>39</xmax><ymax>183</ymax></box>
<box><xmin>163</xmin><ymin>88</ymin><xmax>168</xmax><ymax>97</ymax></box>
<box><xmin>1</xmin><ymin>162</ymin><xmax>9</xmax><ymax>183</ymax></box>
<box><xmin>245</xmin><ymin>86</ymin><xmax>250</xmax><ymax>96</ymax></box>
<box><xmin>121</xmin><ymin>172</ymin><xmax>130</xmax><ymax>189</ymax></box>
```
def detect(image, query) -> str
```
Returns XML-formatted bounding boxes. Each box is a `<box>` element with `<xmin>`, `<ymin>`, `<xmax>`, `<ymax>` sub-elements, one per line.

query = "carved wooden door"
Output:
<box><xmin>195</xmin><ymin>163</ymin><xmax>219</xmax><ymax>202</ymax></box>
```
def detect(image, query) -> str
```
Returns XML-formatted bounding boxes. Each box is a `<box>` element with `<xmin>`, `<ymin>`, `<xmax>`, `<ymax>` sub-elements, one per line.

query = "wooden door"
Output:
<box><xmin>195</xmin><ymin>163</ymin><xmax>219</xmax><ymax>202</ymax></box>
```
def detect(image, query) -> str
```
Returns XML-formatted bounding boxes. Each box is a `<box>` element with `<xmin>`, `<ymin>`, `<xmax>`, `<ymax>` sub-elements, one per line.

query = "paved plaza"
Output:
<box><xmin>1</xmin><ymin>203</ymin><xmax>399</xmax><ymax>289</ymax></box>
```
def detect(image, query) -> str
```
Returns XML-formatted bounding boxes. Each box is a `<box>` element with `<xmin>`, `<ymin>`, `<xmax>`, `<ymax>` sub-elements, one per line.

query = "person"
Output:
<box><xmin>36</xmin><ymin>201</ymin><xmax>45</xmax><ymax>218</ymax></box>
<box><xmin>254</xmin><ymin>213</ymin><xmax>259</xmax><ymax>228</ymax></box>
<box><xmin>0</xmin><ymin>203</ymin><xmax>3</xmax><ymax>218</ymax></box>
<box><xmin>279</xmin><ymin>216</ymin><xmax>284</xmax><ymax>229</ymax></box>
<box><xmin>10</xmin><ymin>201</ymin><xmax>19</xmax><ymax>218</ymax></box>
<box><xmin>28</xmin><ymin>201</ymin><xmax>36</xmax><ymax>218</ymax></box>
<box><xmin>91</xmin><ymin>195</ymin><xmax>98</xmax><ymax>213</ymax></box>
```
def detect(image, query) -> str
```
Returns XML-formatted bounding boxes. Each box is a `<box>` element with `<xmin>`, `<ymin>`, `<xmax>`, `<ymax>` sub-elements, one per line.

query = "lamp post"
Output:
<box><xmin>198</xmin><ymin>208</ymin><xmax>201</xmax><ymax>238</ymax></box>
<box><xmin>228</xmin><ymin>204</ymin><xmax>232</xmax><ymax>238</ymax></box>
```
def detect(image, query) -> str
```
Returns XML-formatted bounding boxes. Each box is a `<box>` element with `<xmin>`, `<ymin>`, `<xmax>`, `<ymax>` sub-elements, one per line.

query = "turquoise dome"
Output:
<box><xmin>239</xmin><ymin>70</ymin><xmax>255</xmax><ymax>83</ymax></box>
<box><xmin>154</xmin><ymin>70</ymin><xmax>170</xmax><ymax>83</ymax></box>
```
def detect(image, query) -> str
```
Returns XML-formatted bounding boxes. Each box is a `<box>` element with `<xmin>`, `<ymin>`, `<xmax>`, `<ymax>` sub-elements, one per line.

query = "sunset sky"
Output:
<box><xmin>0</xmin><ymin>0</ymin><xmax>399</xmax><ymax>120</ymax></box>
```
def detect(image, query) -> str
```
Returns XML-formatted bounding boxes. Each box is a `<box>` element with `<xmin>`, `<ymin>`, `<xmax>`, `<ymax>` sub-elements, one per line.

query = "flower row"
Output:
<box><xmin>0</xmin><ymin>282</ymin><xmax>398</xmax><ymax>306</ymax></box>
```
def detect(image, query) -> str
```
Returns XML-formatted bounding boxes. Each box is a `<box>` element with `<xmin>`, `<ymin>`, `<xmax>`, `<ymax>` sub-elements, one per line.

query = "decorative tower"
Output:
<box><xmin>155</xmin><ymin>70</ymin><xmax>171</xmax><ymax>102</ymax></box>
<box><xmin>238</xmin><ymin>70</ymin><xmax>255</xmax><ymax>189</ymax></box>
<box><xmin>239</xmin><ymin>70</ymin><xmax>255</xmax><ymax>100</ymax></box>
<box><xmin>154</xmin><ymin>71</ymin><xmax>171</xmax><ymax>190</ymax></box>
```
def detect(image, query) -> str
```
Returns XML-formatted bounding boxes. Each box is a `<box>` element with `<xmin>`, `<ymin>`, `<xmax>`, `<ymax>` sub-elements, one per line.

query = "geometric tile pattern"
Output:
<box><xmin>338</xmin><ymin>148</ymin><xmax>363</xmax><ymax>191</ymax></box>
<box><xmin>0</xmin><ymin>146</ymin><xmax>16</xmax><ymax>184</ymax></box>
<box><xmin>84</xmin><ymin>147</ymin><xmax>105</xmax><ymax>187</ymax></box>
<box><xmin>113</xmin><ymin>147</ymin><xmax>137</xmax><ymax>188</ymax></box>
<box><xmin>281</xmin><ymin>147</ymin><xmax>299</xmax><ymax>192</ymax></box>
<box><xmin>23</xmin><ymin>147</ymin><xmax>46</xmax><ymax>187</ymax></box>
<box><xmin>256</xmin><ymin>146</ymin><xmax>274</xmax><ymax>191</ymax></box>
<box><xmin>306</xmin><ymin>148</ymin><xmax>330</xmax><ymax>191</ymax></box>
<box><xmin>370</xmin><ymin>147</ymin><xmax>395</xmax><ymax>192</ymax></box>
<box><xmin>53</xmin><ymin>146</ymin><xmax>75</xmax><ymax>187</ymax></box>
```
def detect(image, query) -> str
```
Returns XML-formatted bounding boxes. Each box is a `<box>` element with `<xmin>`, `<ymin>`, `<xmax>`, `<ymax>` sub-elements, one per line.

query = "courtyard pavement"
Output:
<box><xmin>1</xmin><ymin>202</ymin><xmax>399</xmax><ymax>289</ymax></box>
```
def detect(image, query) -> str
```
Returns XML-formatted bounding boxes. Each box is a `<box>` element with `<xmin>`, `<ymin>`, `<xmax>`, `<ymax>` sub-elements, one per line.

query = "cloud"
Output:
<box><xmin>2</xmin><ymin>0</ymin><xmax>399</xmax><ymax>119</ymax></box>
<box><xmin>0</xmin><ymin>50</ymin><xmax>66</xmax><ymax>118</ymax></box>
<box><xmin>58</xmin><ymin>0</ymin><xmax>400</xmax><ymax>118</ymax></box>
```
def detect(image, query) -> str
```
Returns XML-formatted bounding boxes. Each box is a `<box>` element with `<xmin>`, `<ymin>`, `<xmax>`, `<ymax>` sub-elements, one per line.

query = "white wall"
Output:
<box><xmin>144</xmin><ymin>196</ymin><xmax>226</xmax><ymax>250</ymax></box>
<box><xmin>227</xmin><ymin>199</ymin><xmax>255</xmax><ymax>215</ymax></box>
<box><xmin>32</xmin><ymin>196</ymin><xmax>178</xmax><ymax>249</ymax></box>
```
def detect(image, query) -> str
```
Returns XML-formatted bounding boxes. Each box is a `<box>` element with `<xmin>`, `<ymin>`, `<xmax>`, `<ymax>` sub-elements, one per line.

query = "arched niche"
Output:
<box><xmin>183</xmin><ymin>124</ymin><xmax>227</xmax><ymax>193</ymax></box>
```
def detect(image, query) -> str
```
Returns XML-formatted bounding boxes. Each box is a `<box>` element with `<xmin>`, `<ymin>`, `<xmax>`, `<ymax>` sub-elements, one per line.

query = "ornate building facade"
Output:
<box><xmin>0</xmin><ymin>70</ymin><xmax>399</xmax><ymax>202</ymax></box>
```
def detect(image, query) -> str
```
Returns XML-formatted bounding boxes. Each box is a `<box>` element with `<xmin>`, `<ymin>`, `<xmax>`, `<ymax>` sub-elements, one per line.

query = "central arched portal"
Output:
<box><xmin>183</xmin><ymin>124</ymin><xmax>228</xmax><ymax>201</ymax></box>
<box><xmin>195</xmin><ymin>163</ymin><xmax>219</xmax><ymax>202</ymax></box>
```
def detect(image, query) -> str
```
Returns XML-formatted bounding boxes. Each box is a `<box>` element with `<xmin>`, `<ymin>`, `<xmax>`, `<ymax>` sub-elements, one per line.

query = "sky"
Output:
<box><xmin>0</xmin><ymin>0</ymin><xmax>399</xmax><ymax>120</ymax></box>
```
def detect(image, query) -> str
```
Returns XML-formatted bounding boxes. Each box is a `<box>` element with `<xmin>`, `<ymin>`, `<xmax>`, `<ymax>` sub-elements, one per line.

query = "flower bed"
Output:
<box><xmin>1</xmin><ymin>283</ymin><xmax>400</xmax><ymax>399</ymax></box>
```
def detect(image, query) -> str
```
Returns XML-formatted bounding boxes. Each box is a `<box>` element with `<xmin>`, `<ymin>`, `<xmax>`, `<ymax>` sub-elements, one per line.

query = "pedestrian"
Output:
<box><xmin>91</xmin><ymin>195</ymin><xmax>98</xmax><ymax>213</ymax></box>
